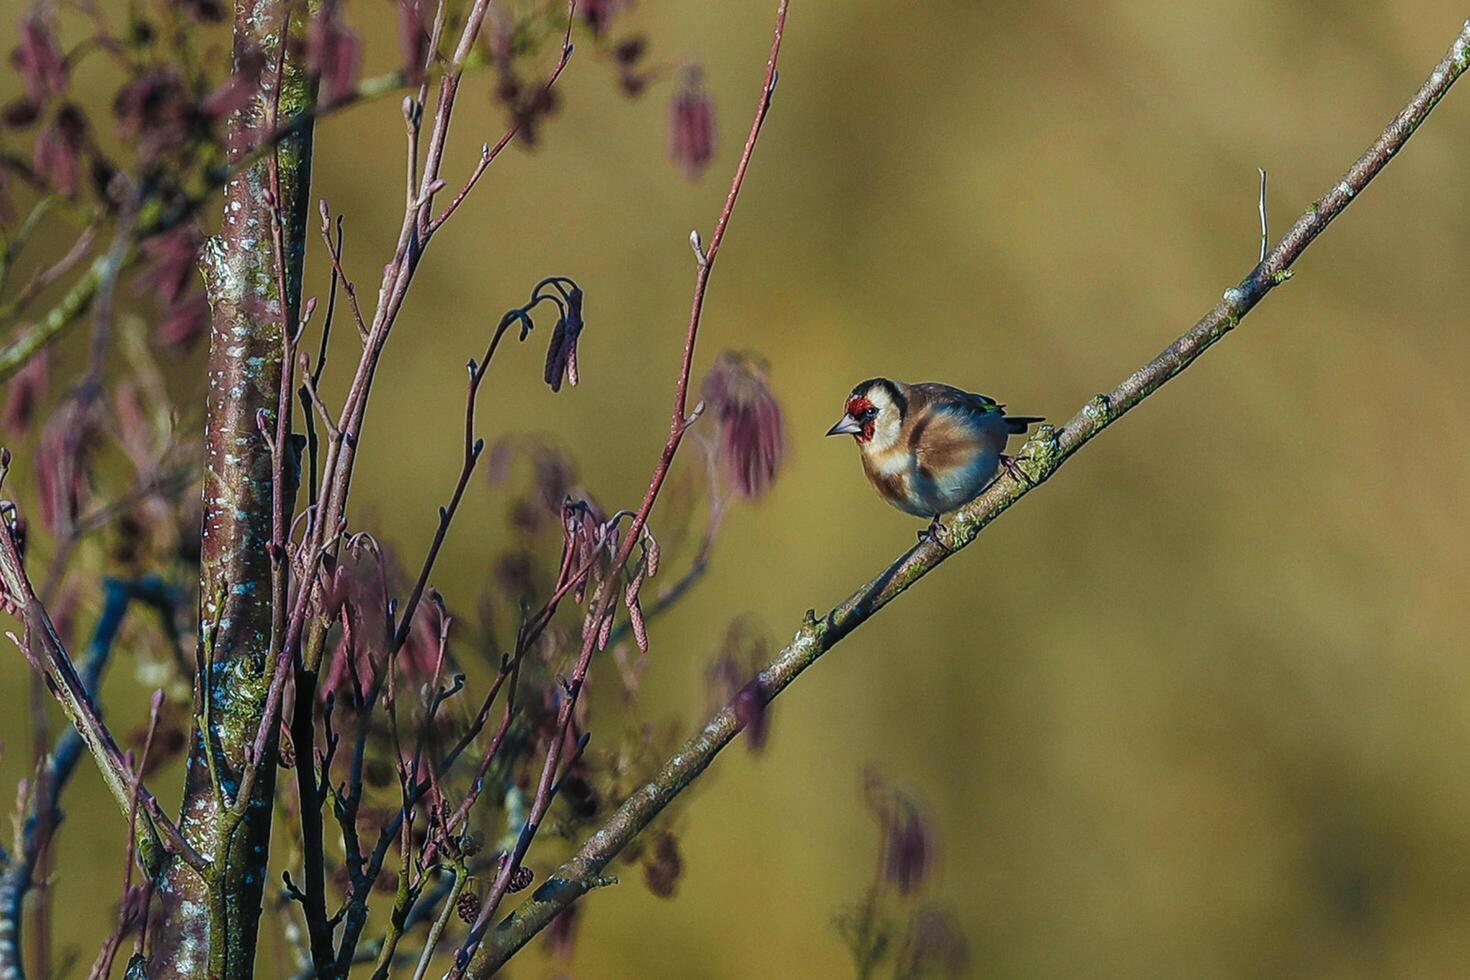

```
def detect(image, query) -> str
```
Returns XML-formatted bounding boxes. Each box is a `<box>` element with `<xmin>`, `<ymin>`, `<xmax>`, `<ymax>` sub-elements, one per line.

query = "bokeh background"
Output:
<box><xmin>5</xmin><ymin>0</ymin><xmax>1470</xmax><ymax>976</ymax></box>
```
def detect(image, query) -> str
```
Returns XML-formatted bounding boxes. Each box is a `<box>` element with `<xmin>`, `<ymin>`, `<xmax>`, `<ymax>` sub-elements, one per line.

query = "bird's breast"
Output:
<box><xmin>860</xmin><ymin>446</ymin><xmax>928</xmax><ymax>516</ymax></box>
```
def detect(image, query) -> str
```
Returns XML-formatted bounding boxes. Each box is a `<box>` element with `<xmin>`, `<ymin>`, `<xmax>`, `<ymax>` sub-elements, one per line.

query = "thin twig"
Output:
<box><xmin>87</xmin><ymin>690</ymin><xmax>166</xmax><ymax>980</ymax></box>
<box><xmin>429</xmin><ymin>1</ymin><xmax>577</xmax><ymax>233</ymax></box>
<box><xmin>1258</xmin><ymin>167</ymin><xmax>1269</xmax><ymax>263</ymax></box>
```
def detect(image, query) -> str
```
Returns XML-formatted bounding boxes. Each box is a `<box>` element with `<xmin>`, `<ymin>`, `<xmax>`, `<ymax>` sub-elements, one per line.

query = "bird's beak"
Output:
<box><xmin>826</xmin><ymin>414</ymin><xmax>863</xmax><ymax>437</ymax></box>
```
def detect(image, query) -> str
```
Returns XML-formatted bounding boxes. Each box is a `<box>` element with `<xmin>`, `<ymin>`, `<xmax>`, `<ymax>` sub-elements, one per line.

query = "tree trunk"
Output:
<box><xmin>150</xmin><ymin>1</ymin><xmax>315</xmax><ymax>974</ymax></box>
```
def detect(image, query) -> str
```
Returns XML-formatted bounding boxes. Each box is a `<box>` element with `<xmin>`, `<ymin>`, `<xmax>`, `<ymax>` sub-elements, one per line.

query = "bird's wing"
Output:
<box><xmin>903</xmin><ymin>385</ymin><xmax>1009</xmax><ymax>467</ymax></box>
<box><xmin>907</xmin><ymin>382</ymin><xmax>1006</xmax><ymax>419</ymax></box>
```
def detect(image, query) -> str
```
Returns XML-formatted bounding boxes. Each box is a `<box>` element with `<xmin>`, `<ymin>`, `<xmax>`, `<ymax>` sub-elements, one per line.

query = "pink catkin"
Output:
<box><xmin>702</xmin><ymin>351</ymin><xmax>786</xmax><ymax>500</ymax></box>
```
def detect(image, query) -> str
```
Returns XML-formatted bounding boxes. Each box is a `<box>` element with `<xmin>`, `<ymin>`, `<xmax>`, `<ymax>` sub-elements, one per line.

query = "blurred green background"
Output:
<box><xmin>6</xmin><ymin>0</ymin><xmax>1470</xmax><ymax>976</ymax></box>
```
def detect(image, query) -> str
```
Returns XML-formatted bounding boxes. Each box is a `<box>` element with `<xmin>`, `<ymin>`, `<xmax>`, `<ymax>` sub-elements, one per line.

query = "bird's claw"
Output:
<box><xmin>919</xmin><ymin>515</ymin><xmax>950</xmax><ymax>550</ymax></box>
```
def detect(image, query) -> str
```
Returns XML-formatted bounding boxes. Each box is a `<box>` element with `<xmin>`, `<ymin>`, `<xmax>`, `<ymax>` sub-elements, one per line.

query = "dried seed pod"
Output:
<box><xmin>509</xmin><ymin>864</ymin><xmax>534</xmax><ymax>892</ymax></box>
<box><xmin>455</xmin><ymin>889</ymin><xmax>481</xmax><ymax>924</ymax></box>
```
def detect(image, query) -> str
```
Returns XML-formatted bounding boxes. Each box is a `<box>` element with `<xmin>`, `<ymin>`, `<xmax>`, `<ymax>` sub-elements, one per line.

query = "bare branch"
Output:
<box><xmin>430</xmin><ymin>3</ymin><xmax>577</xmax><ymax>233</ymax></box>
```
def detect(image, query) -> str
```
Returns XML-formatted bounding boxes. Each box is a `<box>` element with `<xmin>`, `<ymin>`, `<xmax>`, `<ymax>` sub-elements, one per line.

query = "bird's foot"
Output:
<box><xmin>919</xmin><ymin>515</ymin><xmax>950</xmax><ymax>550</ymax></box>
<box><xmin>1000</xmin><ymin>454</ymin><xmax>1034</xmax><ymax>487</ymax></box>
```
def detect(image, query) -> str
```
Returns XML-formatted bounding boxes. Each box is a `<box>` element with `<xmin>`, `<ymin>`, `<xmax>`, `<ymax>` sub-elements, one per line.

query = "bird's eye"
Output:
<box><xmin>863</xmin><ymin>408</ymin><xmax>878</xmax><ymax>421</ymax></box>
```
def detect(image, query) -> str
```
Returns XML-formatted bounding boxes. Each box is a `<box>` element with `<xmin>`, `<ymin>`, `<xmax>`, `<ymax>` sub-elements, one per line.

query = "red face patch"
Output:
<box><xmin>845</xmin><ymin>396</ymin><xmax>877</xmax><ymax>442</ymax></box>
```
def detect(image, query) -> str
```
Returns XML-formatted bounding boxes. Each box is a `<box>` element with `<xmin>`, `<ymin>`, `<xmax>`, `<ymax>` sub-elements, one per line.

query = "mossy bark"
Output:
<box><xmin>149</xmin><ymin>1</ymin><xmax>316</xmax><ymax>975</ymax></box>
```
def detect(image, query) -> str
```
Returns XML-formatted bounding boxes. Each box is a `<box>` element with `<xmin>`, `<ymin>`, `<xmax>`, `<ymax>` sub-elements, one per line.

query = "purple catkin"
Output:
<box><xmin>13</xmin><ymin>12</ymin><xmax>66</xmax><ymax>106</ymax></box>
<box><xmin>157</xmin><ymin>292</ymin><xmax>209</xmax><ymax>352</ymax></box>
<box><xmin>668</xmin><ymin>67</ymin><xmax>716</xmax><ymax>181</ymax></box>
<box><xmin>882</xmin><ymin>800</ymin><xmax>936</xmax><ymax>895</ymax></box>
<box><xmin>397</xmin><ymin>0</ymin><xmax>428</xmax><ymax>87</ymax></box>
<box><xmin>32</xmin><ymin>115</ymin><xmax>80</xmax><ymax>197</ymax></box>
<box><xmin>136</xmin><ymin>226</ymin><xmax>203</xmax><ymax>305</ymax></box>
<box><xmin>309</xmin><ymin>5</ymin><xmax>362</xmax><ymax>104</ymax></box>
<box><xmin>2</xmin><ymin>348</ymin><xmax>49</xmax><ymax>437</ymax></box>
<box><xmin>702</xmin><ymin>351</ymin><xmax>786</xmax><ymax>500</ymax></box>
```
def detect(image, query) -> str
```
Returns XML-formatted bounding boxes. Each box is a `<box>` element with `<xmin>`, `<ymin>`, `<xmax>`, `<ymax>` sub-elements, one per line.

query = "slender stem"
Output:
<box><xmin>86</xmin><ymin>691</ymin><xmax>166</xmax><ymax>980</ymax></box>
<box><xmin>391</xmin><ymin>309</ymin><xmax>529</xmax><ymax>655</ymax></box>
<box><xmin>291</xmin><ymin>667</ymin><xmax>335</xmax><ymax>976</ymax></box>
<box><xmin>468</xmin><ymin>18</ymin><xmax>1470</xmax><ymax>972</ymax></box>
<box><xmin>411</xmin><ymin>867</ymin><xmax>465</xmax><ymax>980</ymax></box>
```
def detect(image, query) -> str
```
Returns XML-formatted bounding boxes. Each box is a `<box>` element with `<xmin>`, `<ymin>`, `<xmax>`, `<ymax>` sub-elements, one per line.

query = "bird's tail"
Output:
<box><xmin>1004</xmin><ymin>415</ymin><xmax>1044</xmax><ymax>434</ymax></box>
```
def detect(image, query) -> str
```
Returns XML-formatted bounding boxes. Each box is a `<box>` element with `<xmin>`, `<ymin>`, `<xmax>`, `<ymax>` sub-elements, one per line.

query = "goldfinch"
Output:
<box><xmin>826</xmin><ymin>378</ymin><xmax>1042</xmax><ymax>535</ymax></box>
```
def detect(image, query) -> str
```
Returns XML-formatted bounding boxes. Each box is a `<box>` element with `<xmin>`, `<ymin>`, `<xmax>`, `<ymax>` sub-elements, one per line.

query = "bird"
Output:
<box><xmin>826</xmin><ymin>378</ymin><xmax>1043</xmax><ymax>540</ymax></box>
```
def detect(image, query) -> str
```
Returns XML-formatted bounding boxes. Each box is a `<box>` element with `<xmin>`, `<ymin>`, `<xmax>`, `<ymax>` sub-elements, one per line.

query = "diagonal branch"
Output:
<box><xmin>0</xmin><ymin>577</ymin><xmax>175</xmax><ymax>979</ymax></box>
<box><xmin>0</xmin><ymin>535</ymin><xmax>205</xmax><ymax>878</ymax></box>
<box><xmin>468</xmin><ymin>17</ymin><xmax>1470</xmax><ymax>972</ymax></box>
